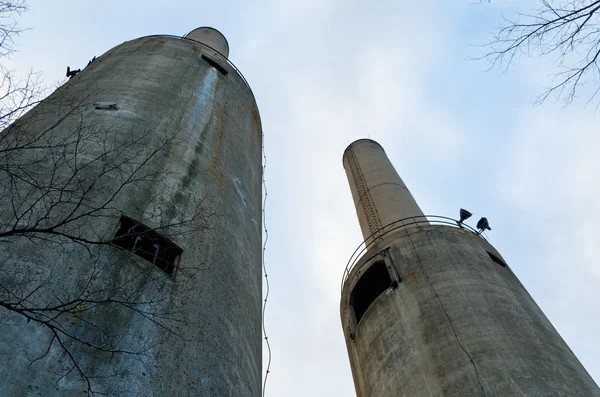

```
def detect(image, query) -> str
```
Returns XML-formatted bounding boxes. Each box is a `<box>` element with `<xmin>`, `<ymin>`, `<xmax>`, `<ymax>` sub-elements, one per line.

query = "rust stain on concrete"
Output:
<box><xmin>251</xmin><ymin>106</ymin><xmax>261</xmax><ymax>136</ymax></box>
<box><xmin>438</xmin><ymin>364</ymin><xmax>447</xmax><ymax>378</ymax></box>
<box><xmin>210</xmin><ymin>103</ymin><xmax>227</xmax><ymax>177</ymax></box>
<box><xmin>407</xmin><ymin>271</ymin><xmax>419</xmax><ymax>285</ymax></box>
<box><xmin>151</xmin><ymin>41</ymin><xmax>166</xmax><ymax>50</ymax></box>
<box><xmin>218</xmin><ymin>173</ymin><xmax>224</xmax><ymax>193</ymax></box>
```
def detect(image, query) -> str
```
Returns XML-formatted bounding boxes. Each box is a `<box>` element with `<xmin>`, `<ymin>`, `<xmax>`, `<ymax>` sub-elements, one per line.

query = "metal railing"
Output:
<box><xmin>341</xmin><ymin>215</ymin><xmax>485</xmax><ymax>292</ymax></box>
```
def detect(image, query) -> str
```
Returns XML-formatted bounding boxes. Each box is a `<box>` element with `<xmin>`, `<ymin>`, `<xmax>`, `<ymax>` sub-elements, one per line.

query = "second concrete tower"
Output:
<box><xmin>340</xmin><ymin>139</ymin><xmax>599</xmax><ymax>397</ymax></box>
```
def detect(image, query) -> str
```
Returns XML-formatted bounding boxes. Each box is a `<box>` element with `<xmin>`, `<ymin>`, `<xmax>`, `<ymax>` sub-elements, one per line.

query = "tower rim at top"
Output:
<box><xmin>342</xmin><ymin>139</ymin><xmax>385</xmax><ymax>164</ymax></box>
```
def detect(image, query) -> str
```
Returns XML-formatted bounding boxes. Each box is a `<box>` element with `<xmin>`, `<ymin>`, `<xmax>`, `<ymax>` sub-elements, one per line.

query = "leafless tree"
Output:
<box><xmin>0</xmin><ymin>0</ymin><xmax>40</xmax><ymax>127</ymax></box>
<box><xmin>0</xmin><ymin>95</ymin><xmax>220</xmax><ymax>395</ymax></box>
<box><xmin>0</xmin><ymin>0</ymin><xmax>26</xmax><ymax>57</ymax></box>
<box><xmin>480</xmin><ymin>0</ymin><xmax>600</xmax><ymax>105</ymax></box>
<box><xmin>0</xmin><ymin>3</ymin><xmax>218</xmax><ymax>395</ymax></box>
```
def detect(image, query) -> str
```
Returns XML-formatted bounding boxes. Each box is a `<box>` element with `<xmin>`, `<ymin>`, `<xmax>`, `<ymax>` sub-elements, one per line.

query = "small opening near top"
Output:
<box><xmin>351</xmin><ymin>260</ymin><xmax>392</xmax><ymax>325</ymax></box>
<box><xmin>487</xmin><ymin>250</ymin><xmax>506</xmax><ymax>267</ymax></box>
<box><xmin>112</xmin><ymin>215</ymin><xmax>183</xmax><ymax>276</ymax></box>
<box><xmin>201</xmin><ymin>55</ymin><xmax>228</xmax><ymax>75</ymax></box>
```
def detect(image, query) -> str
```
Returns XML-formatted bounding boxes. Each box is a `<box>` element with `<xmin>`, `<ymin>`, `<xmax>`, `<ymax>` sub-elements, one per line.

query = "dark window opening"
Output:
<box><xmin>201</xmin><ymin>55</ymin><xmax>229</xmax><ymax>75</ymax></box>
<box><xmin>487</xmin><ymin>251</ymin><xmax>506</xmax><ymax>267</ymax></box>
<box><xmin>112</xmin><ymin>216</ymin><xmax>183</xmax><ymax>276</ymax></box>
<box><xmin>351</xmin><ymin>260</ymin><xmax>393</xmax><ymax>325</ymax></box>
<box><xmin>94</xmin><ymin>103</ymin><xmax>118</xmax><ymax>111</ymax></box>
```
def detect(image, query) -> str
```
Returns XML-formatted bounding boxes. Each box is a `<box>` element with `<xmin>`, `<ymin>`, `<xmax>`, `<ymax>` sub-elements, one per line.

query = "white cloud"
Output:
<box><xmin>501</xmin><ymin>102</ymin><xmax>600</xmax><ymax>380</ymax></box>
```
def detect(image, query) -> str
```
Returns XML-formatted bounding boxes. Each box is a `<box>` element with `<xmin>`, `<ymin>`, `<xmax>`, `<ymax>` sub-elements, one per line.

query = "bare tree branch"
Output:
<box><xmin>479</xmin><ymin>0</ymin><xmax>600</xmax><ymax>105</ymax></box>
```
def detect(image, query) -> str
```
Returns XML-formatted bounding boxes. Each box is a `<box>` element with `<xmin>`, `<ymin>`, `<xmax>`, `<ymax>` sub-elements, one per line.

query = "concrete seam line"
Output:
<box><xmin>409</xmin><ymin>233</ymin><xmax>488</xmax><ymax>397</ymax></box>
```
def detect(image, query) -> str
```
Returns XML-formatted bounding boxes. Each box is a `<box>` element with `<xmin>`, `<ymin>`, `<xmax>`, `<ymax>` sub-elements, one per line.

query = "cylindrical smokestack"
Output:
<box><xmin>343</xmin><ymin>139</ymin><xmax>425</xmax><ymax>241</ymax></box>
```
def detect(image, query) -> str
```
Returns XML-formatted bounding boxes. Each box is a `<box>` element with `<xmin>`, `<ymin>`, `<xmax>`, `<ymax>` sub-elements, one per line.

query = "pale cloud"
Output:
<box><xmin>501</xmin><ymin>100</ymin><xmax>600</xmax><ymax>379</ymax></box>
<box><xmin>269</xmin><ymin>0</ymin><xmax>340</xmax><ymax>21</ymax></box>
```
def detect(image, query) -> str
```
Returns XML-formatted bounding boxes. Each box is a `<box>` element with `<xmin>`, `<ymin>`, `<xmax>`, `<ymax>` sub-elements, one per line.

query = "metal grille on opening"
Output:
<box><xmin>111</xmin><ymin>215</ymin><xmax>182</xmax><ymax>276</ymax></box>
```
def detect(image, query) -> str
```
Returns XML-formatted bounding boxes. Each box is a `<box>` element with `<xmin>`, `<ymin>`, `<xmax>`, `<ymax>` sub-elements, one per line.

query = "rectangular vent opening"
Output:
<box><xmin>112</xmin><ymin>215</ymin><xmax>183</xmax><ymax>276</ymax></box>
<box><xmin>201</xmin><ymin>55</ymin><xmax>229</xmax><ymax>75</ymax></box>
<box><xmin>351</xmin><ymin>260</ymin><xmax>392</xmax><ymax>325</ymax></box>
<box><xmin>487</xmin><ymin>250</ymin><xmax>506</xmax><ymax>267</ymax></box>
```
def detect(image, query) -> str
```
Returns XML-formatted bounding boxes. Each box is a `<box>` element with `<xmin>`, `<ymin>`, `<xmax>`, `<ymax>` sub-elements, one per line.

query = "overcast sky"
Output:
<box><xmin>8</xmin><ymin>0</ymin><xmax>600</xmax><ymax>395</ymax></box>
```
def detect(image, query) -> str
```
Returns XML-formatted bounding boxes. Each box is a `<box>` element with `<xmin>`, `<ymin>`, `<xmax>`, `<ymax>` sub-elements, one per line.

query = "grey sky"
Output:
<box><xmin>7</xmin><ymin>0</ymin><xmax>600</xmax><ymax>395</ymax></box>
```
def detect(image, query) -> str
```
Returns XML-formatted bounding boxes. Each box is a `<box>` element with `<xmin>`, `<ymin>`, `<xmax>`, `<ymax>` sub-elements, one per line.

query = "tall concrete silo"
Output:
<box><xmin>0</xmin><ymin>28</ymin><xmax>262</xmax><ymax>396</ymax></box>
<box><xmin>340</xmin><ymin>139</ymin><xmax>599</xmax><ymax>397</ymax></box>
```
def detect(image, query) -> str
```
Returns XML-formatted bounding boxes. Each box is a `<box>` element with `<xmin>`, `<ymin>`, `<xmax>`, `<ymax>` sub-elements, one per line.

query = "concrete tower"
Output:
<box><xmin>0</xmin><ymin>28</ymin><xmax>262</xmax><ymax>395</ymax></box>
<box><xmin>340</xmin><ymin>139</ymin><xmax>599</xmax><ymax>397</ymax></box>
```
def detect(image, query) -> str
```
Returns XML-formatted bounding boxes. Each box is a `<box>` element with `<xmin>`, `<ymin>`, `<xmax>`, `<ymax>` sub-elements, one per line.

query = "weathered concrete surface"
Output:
<box><xmin>341</xmin><ymin>226</ymin><xmax>600</xmax><ymax>397</ymax></box>
<box><xmin>0</xmin><ymin>35</ymin><xmax>262</xmax><ymax>396</ymax></box>
<box><xmin>343</xmin><ymin>139</ymin><xmax>425</xmax><ymax>243</ymax></box>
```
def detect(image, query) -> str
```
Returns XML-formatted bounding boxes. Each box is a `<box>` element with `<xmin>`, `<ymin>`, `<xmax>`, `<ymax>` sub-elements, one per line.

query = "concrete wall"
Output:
<box><xmin>343</xmin><ymin>139</ymin><xmax>425</xmax><ymax>243</ymax></box>
<box><xmin>341</xmin><ymin>226</ymin><xmax>600</xmax><ymax>397</ymax></box>
<box><xmin>0</xmin><ymin>35</ymin><xmax>262</xmax><ymax>396</ymax></box>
